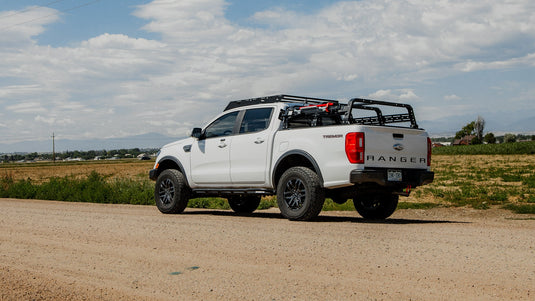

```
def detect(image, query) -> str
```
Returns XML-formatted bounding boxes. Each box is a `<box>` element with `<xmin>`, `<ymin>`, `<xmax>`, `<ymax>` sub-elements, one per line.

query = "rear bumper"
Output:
<box><xmin>350</xmin><ymin>168</ymin><xmax>434</xmax><ymax>187</ymax></box>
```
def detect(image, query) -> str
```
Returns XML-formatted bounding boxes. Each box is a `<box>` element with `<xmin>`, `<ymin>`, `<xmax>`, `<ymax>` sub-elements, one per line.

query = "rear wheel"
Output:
<box><xmin>228</xmin><ymin>195</ymin><xmax>261</xmax><ymax>214</ymax></box>
<box><xmin>154</xmin><ymin>169</ymin><xmax>190</xmax><ymax>214</ymax></box>
<box><xmin>277</xmin><ymin>167</ymin><xmax>325</xmax><ymax>221</ymax></box>
<box><xmin>353</xmin><ymin>191</ymin><xmax>398</xmax><ymax>219</ymax></box>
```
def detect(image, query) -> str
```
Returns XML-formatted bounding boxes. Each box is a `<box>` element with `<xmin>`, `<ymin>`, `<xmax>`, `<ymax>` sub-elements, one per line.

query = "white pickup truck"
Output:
<box><xmin>149</xmin><ymin>95</ymin><xmax>434</xmax><ymax>220</ymax></box>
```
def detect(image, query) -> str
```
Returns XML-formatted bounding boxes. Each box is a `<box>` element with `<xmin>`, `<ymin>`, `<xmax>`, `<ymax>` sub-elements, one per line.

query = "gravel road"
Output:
<box><xmin>1</xmin><ymin>198</ymin><xmax>534</xmax><ymax>300</ymax></box>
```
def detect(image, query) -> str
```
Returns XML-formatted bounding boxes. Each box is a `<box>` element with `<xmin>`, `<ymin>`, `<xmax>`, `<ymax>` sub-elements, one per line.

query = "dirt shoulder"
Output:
<box><xmin>1</xmin><ymin>198</ymin><xmax>534</xmax><ymax>300</ymax></box>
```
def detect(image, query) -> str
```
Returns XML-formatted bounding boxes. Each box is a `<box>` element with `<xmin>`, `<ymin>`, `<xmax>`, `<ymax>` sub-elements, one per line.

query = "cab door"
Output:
<box><xmin>230</xmin><ymin>107</ymin><xmax>274</xmax><ymax>185</ymax></box>
<box><xmin>190</xmin><ymin>111</ymin><xmax>239</xmax><ymax>185</ymax></box>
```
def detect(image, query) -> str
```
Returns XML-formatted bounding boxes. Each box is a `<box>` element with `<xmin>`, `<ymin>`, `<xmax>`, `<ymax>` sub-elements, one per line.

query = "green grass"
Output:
<box><xmin>322</xmin><ymin>199</ymin><xmax>355</xmax><ymax>211</ymax></box>
<box><xmin>398</xmin><ymin>202</ymin><xmax>440</xmax><ymax>209</ymax></box>
<box><xmin>433</xmin><ymin>141</ymin><xmax>535</xmax><ymax>155</ymax></box>
<box><xmin>503</xmin><ymin>204</ymin><xmax>535</xmax><ymax>214</ymax></box>
<box><xmin>0</xmin><ymin>171</ymin><xmax>154</xmax><ymax>205</ymax></box>
<box><xmin>188</xmin><ymin>198</ymin><xmax>230</xmax><ymax>209</ymax></box>
<box><xmin>415</xmin><ymin>154</ymin><xmax>535</xmax><ymax>213</ymax></box>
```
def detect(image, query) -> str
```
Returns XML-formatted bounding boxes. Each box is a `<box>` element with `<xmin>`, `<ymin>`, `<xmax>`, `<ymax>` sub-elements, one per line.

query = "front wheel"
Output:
<box><xmin>228</xmin><ymin>195</ymin><xmax>261</xmax><ymax>214</ymax></box>
<box><xmin>277</xmin><ymin>167</ymin><xmax>325</xmax><ymax>221</ymax></box>
<box><xmin>353</xmin><ymin>192</ymin><xmax>398</xmax><ymax>219</ymax></box>
<box><xmin>154</xmin><ymin>169</ymin><xmax>190</xmax><ymax>214</ymax></box>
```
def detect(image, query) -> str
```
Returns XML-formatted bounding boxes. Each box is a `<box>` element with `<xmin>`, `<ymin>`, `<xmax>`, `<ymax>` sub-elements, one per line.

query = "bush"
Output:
<box><xmin>484</xmin><ymin>133</ymin><xmax>496</xmax><ymax>144</ymax></box>
<box><xmin>0</xmin><ymin>176</ymin><xmax>36</xmax><ymax>199</ymax></box>
<box><xmin>0</xmin><ymin>172</ymin><xmax>155</xmax><ymax>205</ymax></box>
<box><xmin>504</xmin><ymin>133</ymin><xmax>517</xmax><ymax>143</ymax></box>
<box><xmin>503</xmin><ymin>204</ymin><xmax>535</xmax><ymax>214</ymax></box>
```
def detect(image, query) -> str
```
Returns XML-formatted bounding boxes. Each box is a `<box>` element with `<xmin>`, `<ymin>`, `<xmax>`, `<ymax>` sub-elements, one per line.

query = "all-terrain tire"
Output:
<box><xmin>228</xmin><ymin>195</ymin><xmax>262</xmax><ymax>214</ymax></box>
<box><xmin>353</xmin><ymin>192</ymin><xmax>398</xmax><ymax>219</ymax></box>
<box><xmin>277</xmin><ymin>167</ymin><xmax>325</xmax><ymax>221</ymax></box>
<box><xmin>154</xmin><ymin>169</ymin><xmax>190</xmax><ymax>214</ymax></box>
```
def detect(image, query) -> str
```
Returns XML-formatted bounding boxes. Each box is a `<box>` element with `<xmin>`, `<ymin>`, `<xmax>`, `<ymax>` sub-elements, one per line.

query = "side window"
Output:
<box><xmin>239</xmin><ymin>108</ymin><xmax>273</xmax><ymax>134</ymax></box>
<box><xmin>204</xmin><ymin>111</ymin><xmax>239</xmax><ymax>138</ymax></box>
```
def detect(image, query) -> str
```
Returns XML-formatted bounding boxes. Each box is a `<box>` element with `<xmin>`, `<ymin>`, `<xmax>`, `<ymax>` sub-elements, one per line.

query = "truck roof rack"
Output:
<box><xmin>224</xmin><ymin>94</ymin><xmax>338</xmax><ymax>111</ymax></box>
<box><xmin>346</xmin><ymin>98</ymin><xmax>419</xmax><ymax>129</ymax></box>
<box><xmin>223</xmin><ymin>94</ymin><xmax>420</xmax><ymax>129</ymax></box>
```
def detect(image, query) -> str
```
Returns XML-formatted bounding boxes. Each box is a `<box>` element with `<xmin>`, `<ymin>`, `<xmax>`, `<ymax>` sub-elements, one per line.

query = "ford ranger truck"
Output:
<box><xmin>149</xmin><ymin>95</ymin><xmax>434</xmax><ymax>221</ymax></box>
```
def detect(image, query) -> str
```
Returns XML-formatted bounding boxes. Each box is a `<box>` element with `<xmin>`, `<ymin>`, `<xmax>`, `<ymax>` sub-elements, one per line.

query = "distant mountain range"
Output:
<box><xmin>0</xmin><ymin>133</ymin><xmax>181</xmax><ymax>154</ymax></box>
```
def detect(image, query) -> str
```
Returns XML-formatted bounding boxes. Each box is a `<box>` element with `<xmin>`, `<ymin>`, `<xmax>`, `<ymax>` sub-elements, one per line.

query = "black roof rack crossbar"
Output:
<box><xmin>350</xmin><ymin>105</ymin><xmax>384</xmax><ymax>123</ymax></box>
<box><xmin>224</xmin><ymin>94</ymin><xmax>337</xmax><ymax>111</ymax></box>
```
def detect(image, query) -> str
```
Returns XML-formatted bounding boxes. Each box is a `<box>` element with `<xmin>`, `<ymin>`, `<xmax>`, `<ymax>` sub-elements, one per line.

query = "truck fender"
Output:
<box><xmin>272</xmin><ymin>150</ymin><xmax>324</xmax><ymax>188</ymax></box>
<box><xmin>153</xmin><ymin>156</ymin><xmax>190</xmax><ymax>186</ymax></box>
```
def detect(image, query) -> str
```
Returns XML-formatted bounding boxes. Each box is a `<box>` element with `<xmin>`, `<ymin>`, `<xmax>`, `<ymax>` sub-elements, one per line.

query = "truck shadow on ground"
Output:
<box><xmin>182</xmin><ymin>210</ymin><xmax>464</xmax><ymax>224</ymax></box>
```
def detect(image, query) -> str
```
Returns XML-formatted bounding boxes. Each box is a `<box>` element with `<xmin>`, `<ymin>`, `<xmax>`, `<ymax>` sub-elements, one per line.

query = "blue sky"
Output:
<box><xmin>2</xmin><ymin>0</ymin><xmax>340</xmax><ymax>45</ymax></box>
<box><xmin>1</xmin><ymin>0</ymin><xmax>534</xmax><ymax>150</ymax></box>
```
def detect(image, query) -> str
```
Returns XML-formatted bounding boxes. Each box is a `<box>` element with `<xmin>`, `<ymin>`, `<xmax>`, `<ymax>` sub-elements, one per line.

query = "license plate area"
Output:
<box><xmin>387</xmin><ymin>169</ymin><xmax>402</xmax><ymax>182</ymax></box>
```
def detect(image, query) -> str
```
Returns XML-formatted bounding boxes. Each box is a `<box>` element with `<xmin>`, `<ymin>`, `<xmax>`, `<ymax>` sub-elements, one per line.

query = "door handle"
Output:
<box><xmin>219</xmin><ymin>139</ymin><xmax>227</xmax><ymax>148</ymax></box>
<box><xmin>254</xmin><ymin>138</ymin><xmax>265</xmax><ymax>144</ymax></box>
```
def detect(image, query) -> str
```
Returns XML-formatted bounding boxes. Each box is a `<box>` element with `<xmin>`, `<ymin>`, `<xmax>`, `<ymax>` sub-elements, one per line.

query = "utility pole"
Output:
<box><xmin>52</xmin><ymin>132</ymin><xmax>56</xmax><ymax>163</ymax></box>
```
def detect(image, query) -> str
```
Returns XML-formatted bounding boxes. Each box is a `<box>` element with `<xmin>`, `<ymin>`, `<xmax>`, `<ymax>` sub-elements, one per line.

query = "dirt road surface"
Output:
<box><xmin>1</xmin><ymin>198</ymin><xmax>534</xmax><ymax>300</ymax></box>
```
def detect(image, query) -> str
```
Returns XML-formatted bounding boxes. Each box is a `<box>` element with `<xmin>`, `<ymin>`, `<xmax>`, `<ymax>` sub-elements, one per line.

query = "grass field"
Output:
<box><xmin>410</xmin><ymin>154</ymin><xmax>535</xmax><ymax>213</ymax></box>
<box><xmin>0</xmin><ymin>160</ymin><xmax>154</xmax><ymax>183</ymax></box>
<box><xmin>432</xmin><ymin>140</ymin><xmax>535</xmax><ymax>155</ymax></box>
<box><xmin>1</xmin><ymin>155</ymin><xmax>534</xmax><ymax>213</ymax></box>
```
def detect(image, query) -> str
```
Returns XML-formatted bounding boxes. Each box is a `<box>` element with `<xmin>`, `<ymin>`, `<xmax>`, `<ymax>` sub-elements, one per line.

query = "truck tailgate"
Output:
<box><xmin>363</xmin><ymin>126</ymin><xmax>429</xmax><ymax>169</ymax></box>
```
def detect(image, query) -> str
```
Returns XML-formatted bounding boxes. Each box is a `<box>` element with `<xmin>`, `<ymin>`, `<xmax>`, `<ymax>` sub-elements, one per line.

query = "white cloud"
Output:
<box><xmin>35</xmin><ymin>115</ymin><xmax>74</xmax><ymax>126</ymax></box>
<box><xmin>368</xmin><ymin>89</ymin><xmax>419</xmax><ymax>101</ymax></box>
<box><xmin>369</xmin><ymin>89</ymin><xmax>394</xmax><ymax>99</ymax></box>
<box><xmin>6</xmin><ymin>102</ymin><xmax>47</xmax><ymax>114</ymax></box>
<box><xmin>399</xmin><ymin>90</ymin><xmax>419</xmax><ymax>100</ymax></box>
<box><xmin>455</xmin><ymin>53</ymin><xmax>535</xmax><ymax>72</ymax></box>
<box><xmin>444</xmin><ymin>94</ymin><xmax>461</xmax><ymax>101</ymax></box>
<box><xmin>251</xmin><ymin>8</ymin><xmax>301</xmax><ymax>28</ymax></box>
<box><xmin>134</xmin><ymin>0</ymin><xmax>234</xmax><ymax>43</ymax></box>
<box><xmin>0</xmin><ymin>6</ymin><xmax>60</xmax><ymax>47</ymax></box>
<box><xmin>1</xmin><ymin>0</ymin><xmax>535</xmax><ymax>145</ymax></box>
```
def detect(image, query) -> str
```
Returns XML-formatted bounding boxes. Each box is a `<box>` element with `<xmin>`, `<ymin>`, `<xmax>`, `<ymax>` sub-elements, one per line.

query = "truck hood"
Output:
<box><xmin>161</xmin><ymin>137</ymin><xmax>194</xmax><ymax>150</ymax></box>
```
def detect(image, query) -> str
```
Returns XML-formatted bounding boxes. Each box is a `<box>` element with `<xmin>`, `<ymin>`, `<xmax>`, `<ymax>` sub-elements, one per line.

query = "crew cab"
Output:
<box><xmin>149</xmin><ymin>95</ymin><xmax>434</xmax><ymax>220</ymax></box>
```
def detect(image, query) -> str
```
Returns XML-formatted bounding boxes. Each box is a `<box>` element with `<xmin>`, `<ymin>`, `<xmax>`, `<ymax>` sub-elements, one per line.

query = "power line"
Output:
<box><xmin>0</xmin><ymin>0</ymin><xmax>67</xmax><ymax>20</ymax></box>
<box><xmin>0</xmin><ymin>0</ymin><xmax>102</xmax><ymax>32</ymax></box>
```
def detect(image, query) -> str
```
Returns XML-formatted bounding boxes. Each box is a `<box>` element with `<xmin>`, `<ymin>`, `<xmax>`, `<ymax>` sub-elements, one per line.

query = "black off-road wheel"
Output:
<box><xmin>353</xmin><ymin>192</ymin><xmax>398</xmax><ymax>219</ymax></box>
<box><xmin>154</xmin><ymin>169</ymin><xmax>190</xmax><ymax>214</ymax></box>
<box><xmin>228</xmin><ymin>195</ymin><xmax>262</xmax><ymax>214</ymax></box>
<box><xmin>277</xmin><ymin>167</ymin><xmax>325</xmax><ymax>221</ymax></box>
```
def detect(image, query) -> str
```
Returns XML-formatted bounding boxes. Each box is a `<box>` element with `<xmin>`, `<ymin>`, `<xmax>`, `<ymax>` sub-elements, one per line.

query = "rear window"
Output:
<box><xmin>239</xmin><ymin>108</ymin><xmax>273</xmax><ymax>134</ymax></box>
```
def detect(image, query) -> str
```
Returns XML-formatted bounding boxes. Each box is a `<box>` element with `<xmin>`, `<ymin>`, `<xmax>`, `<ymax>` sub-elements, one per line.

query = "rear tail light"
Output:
<box><xmin>346</xmin><ymin>132</ymin><xmax>365</xmax><ymax>164</ymax></box>
<box><xmin>427</xmin><ymin>137</ymin><xmax>432</xmax><ymax>167</ymax></box>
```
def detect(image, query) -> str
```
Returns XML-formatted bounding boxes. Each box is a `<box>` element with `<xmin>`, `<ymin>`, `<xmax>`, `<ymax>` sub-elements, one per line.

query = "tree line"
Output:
<box><xmin>432</xmin><ymin>116</ymin><xmax>535</xmax><ymax>144</ymax></box>
<box><xmin>1</xmin><ymin>148</ymin><xmax>159</xmax><ymax>163</ymax></box>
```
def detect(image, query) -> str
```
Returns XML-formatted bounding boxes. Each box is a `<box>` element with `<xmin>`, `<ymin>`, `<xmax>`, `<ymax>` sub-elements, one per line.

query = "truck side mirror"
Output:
<box><xmin>191</xmin><ymin>128</ymin><xmax>203</xmax><ymax>139</ymax></box>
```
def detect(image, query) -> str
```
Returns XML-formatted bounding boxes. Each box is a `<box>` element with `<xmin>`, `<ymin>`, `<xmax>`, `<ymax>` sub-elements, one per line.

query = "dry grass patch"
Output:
<box><xmin>0</xmin><ymin>160</ymin><xmax>154</xmax><ymax>183</ymax></box>
<box><xmin>407</xmin><ymin>155</ymin><xmax>535</xmax><ymax>209</ymax></box>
